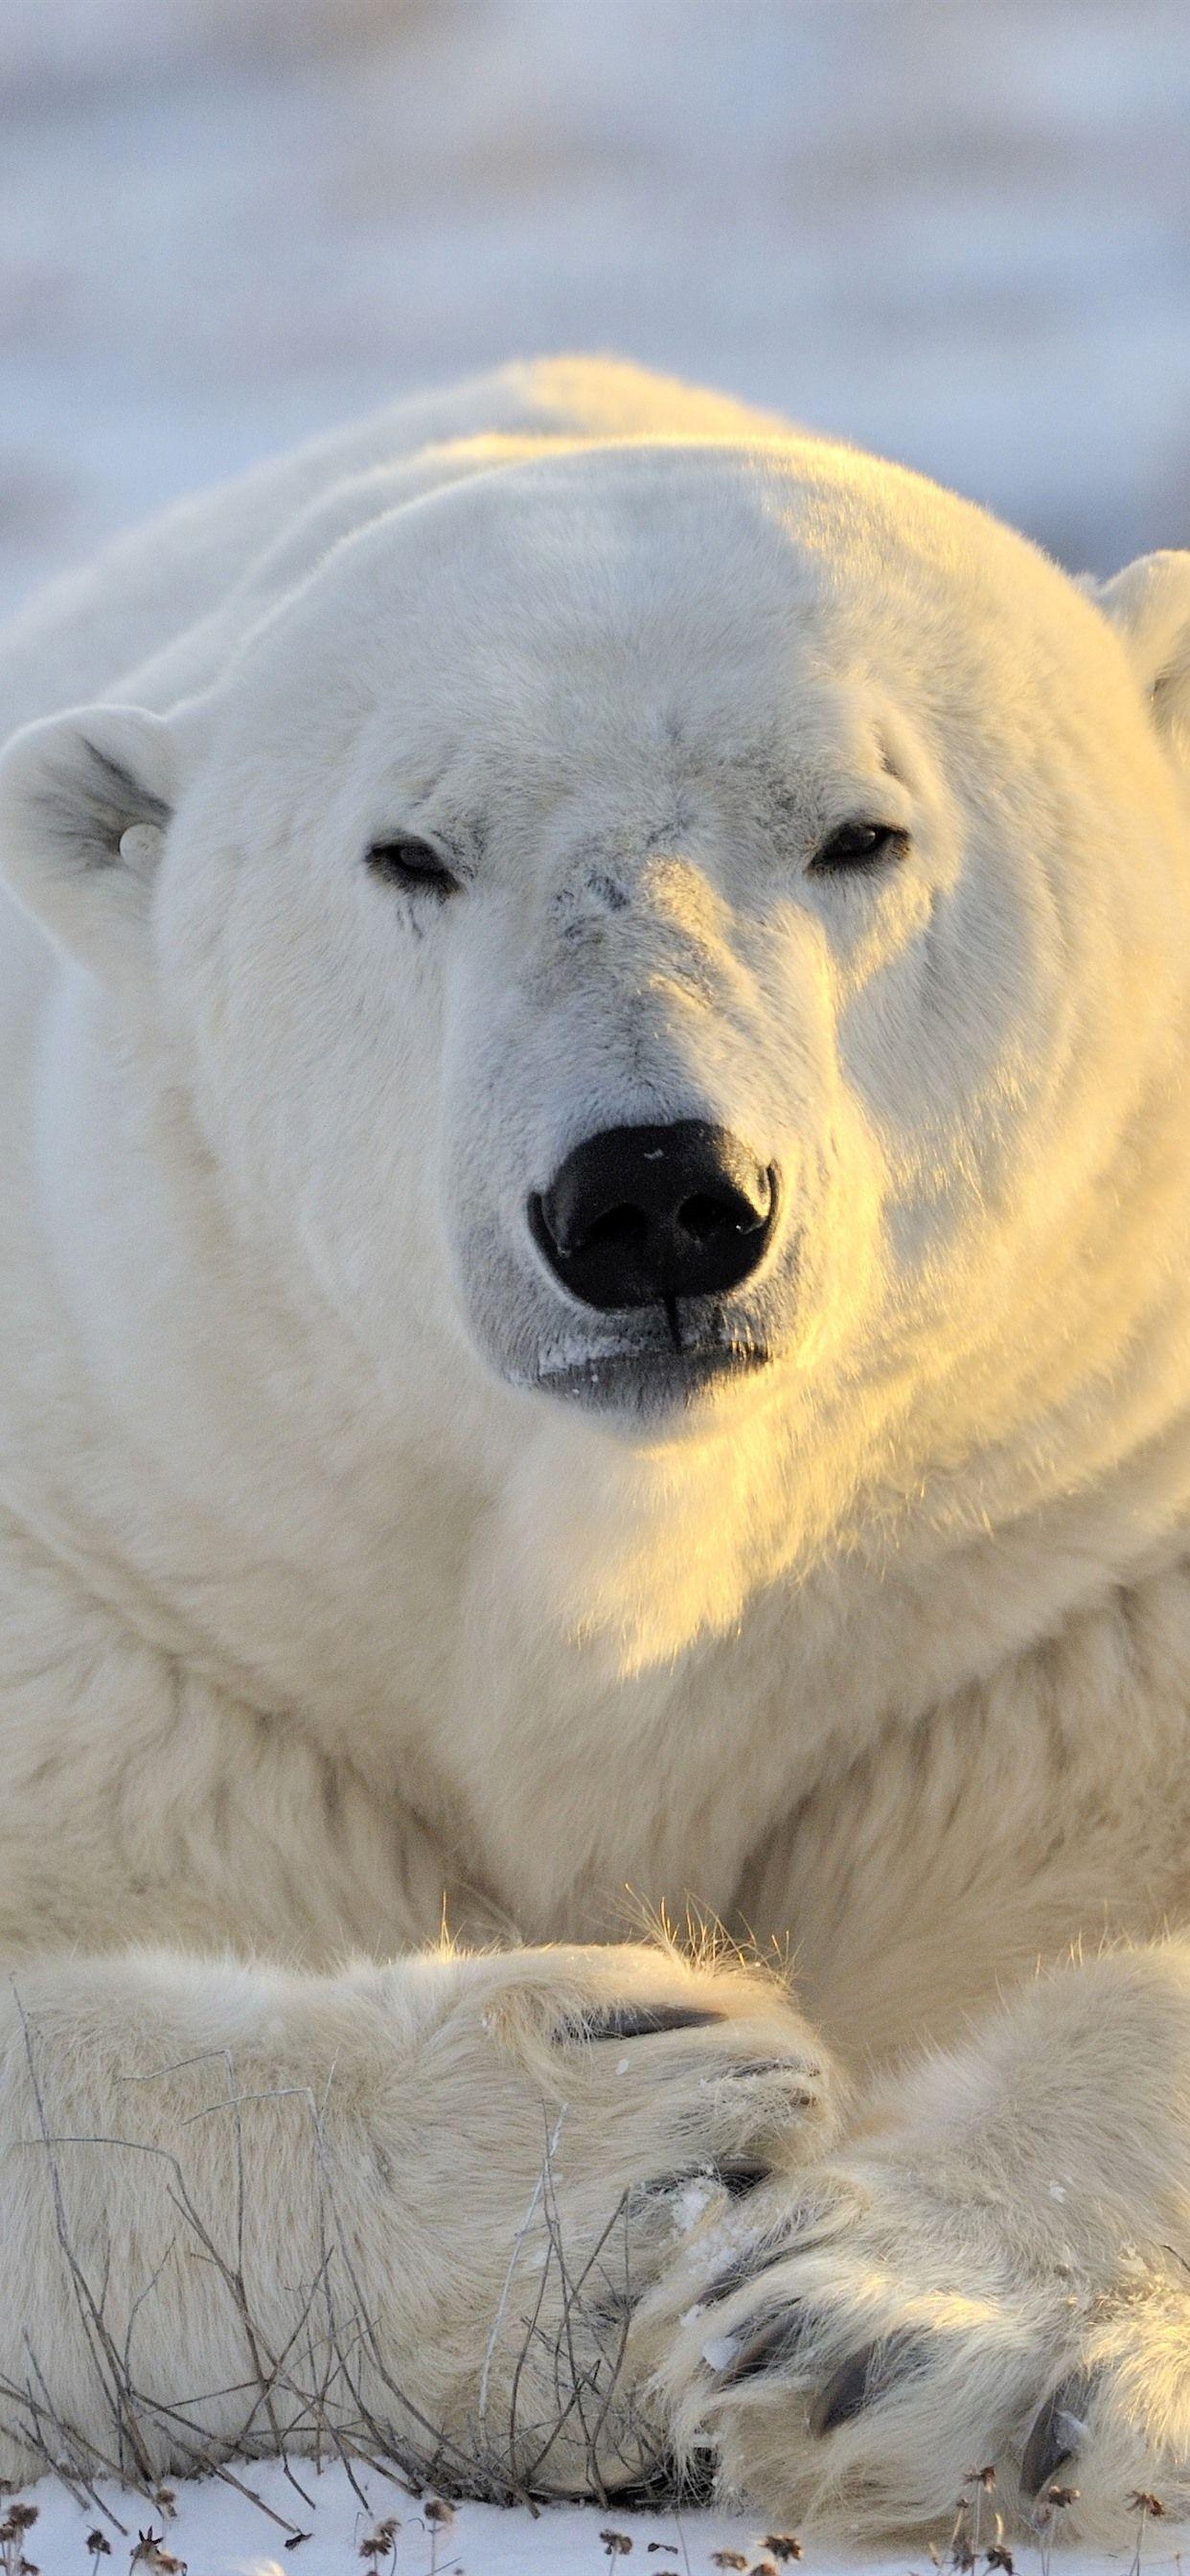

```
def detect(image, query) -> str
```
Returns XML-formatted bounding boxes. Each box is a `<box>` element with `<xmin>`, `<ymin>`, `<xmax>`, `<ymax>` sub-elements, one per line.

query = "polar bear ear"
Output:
<box><xmin>0</xmin><ymin>702</ymin><xmax>176</xmax><ymax>987</ymax></box>
<box><xmin>1089</xmin><ymin>551</ymin><xmax>1190</xmax><ymax>760</ymax></box>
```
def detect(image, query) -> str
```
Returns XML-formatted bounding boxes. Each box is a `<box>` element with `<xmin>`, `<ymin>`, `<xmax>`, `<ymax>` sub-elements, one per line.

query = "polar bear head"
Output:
<box><xmin>2</xmin><ymin>436</ymin><xmax>1189</xmax><ymax>1556</ymax></box>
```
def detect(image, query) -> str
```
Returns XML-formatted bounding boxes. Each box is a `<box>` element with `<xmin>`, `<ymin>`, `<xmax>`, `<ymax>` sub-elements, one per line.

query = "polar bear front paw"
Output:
<box><xmin>400</xmin><ymin>1942</ymin><xmax>835</xmax><ymax>2498</ymax></box>
<box><xmin>637</xmin><ymin>2154</ymin><xmax>1190</xmax><ymax>2539</ymax></box>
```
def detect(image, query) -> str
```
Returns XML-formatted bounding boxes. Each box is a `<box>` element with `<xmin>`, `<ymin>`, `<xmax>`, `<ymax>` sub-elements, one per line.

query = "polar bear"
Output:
<box><xmin>0</xmin><ymin>356</ymin><xmax>1186</xmax><ymax>2539</ymax></box>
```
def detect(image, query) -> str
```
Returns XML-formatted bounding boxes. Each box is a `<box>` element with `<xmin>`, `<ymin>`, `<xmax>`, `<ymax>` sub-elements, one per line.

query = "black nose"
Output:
<box><xmin>529</xmin><ymin>1121</ymin><xmax>778</xmax><ymax>1311</ymax></box>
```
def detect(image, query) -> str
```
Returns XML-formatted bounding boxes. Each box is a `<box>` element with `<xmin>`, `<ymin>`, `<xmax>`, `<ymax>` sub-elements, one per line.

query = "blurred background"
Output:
<box><xmin>0</xmin><ymin>0</ymin><xmax>1186</xmax><ymax>622</ymax></box>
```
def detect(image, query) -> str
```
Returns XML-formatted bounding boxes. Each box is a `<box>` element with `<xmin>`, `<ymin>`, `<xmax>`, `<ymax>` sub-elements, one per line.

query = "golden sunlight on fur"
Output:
<box><xmin>0</xmin><ymin>358</ymin><xmax>1185</xmax><ymax>2537</ymax></box>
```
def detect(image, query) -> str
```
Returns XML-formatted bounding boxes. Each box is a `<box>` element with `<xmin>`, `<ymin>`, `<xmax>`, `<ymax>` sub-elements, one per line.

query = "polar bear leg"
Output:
<box><xmin>0</xmin><ymin>1937</ymin><xmax>835</xmax><ymax>2495</ymax></box>
<box><xmin>643</xmin><ymin>1943</ymin><xmax>1190</xmax><ymax>2538</ymax></box>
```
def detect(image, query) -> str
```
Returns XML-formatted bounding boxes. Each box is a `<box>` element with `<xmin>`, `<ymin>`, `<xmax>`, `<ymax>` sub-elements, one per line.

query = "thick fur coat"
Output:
<box><xmin>0</xmin><ymin>358</ymin><xmax>1187</xmax><ymax>2534</ymax></box>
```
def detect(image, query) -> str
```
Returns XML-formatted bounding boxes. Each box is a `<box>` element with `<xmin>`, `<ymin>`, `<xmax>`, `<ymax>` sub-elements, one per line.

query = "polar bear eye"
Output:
<box><xmin>810</xmin><ymin>820</ymin><xmax>909</xmax><ymax>875</ymax></box>
<box><xmin>364</xmin><ymin>835</ymin><xmax>461</xmax><ymax>898</ymax></box>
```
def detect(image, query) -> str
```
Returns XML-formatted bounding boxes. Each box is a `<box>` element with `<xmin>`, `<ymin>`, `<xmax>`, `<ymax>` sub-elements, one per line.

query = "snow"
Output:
<box><xmin>13</xmin><ymin>2456</ymin><xmax>1183</xmax><ymax>2576</ymax></box>
<box><xmin>1</xmin><ymin>1</ymin><xmax>1188</xmax><ymax>2564</ymax></box>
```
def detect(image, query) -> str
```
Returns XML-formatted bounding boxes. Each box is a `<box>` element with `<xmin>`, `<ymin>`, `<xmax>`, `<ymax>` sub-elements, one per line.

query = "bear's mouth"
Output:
<box><xmin>531</xmin><ymin>1341</ymin><xmax>773</xmax><ymax>1418</ymax></box>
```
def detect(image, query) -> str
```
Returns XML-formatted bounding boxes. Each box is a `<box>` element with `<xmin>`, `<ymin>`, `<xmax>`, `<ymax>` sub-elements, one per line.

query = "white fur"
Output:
<box><xmin>0</xmin><ymin>356</ymin><xmax>1187</xmax><ymax>2533</ymax></box>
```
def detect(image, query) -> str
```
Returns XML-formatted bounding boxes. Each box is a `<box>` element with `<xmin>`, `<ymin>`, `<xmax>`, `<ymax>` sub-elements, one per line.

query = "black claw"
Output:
<box><xmin>1021</xmin><ymin>2374</ymin><xmax>1096</xmax><ymax>2498</ymax></box>
<box><xmin>711</xmin><ymin>2306</ymin><xmax>810</xmax><ymax>2385</ymax></box>
<box><xmin>719</xmin><ymin>2163</ymin><xmax>772</xmax><ymax>2197</ymax></box>
<box><xmin>558</xmin><ymin>2002</ymin><xmax>727</xmax><ymax>2044</ymax></box>
<box><xmin>811</xmin><ymin>2331</ymin><xmax>927</xmax><ymax>2436</ymax></box>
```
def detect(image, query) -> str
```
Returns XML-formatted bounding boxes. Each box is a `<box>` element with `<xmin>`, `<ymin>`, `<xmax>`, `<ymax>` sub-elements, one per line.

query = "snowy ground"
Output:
<box><xmin>1</xmin><ymin>1</ymin><xmax>1189</xmax><ymax>2566</ymax></box>
<box><xmin>14</xmin><ymin>2454</ymin><xmax>1190</xmax><ymax>2576</ymax></box>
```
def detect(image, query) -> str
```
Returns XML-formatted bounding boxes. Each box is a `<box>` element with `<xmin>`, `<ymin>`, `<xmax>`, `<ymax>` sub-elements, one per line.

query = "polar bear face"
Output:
<box><xmin>3</xmin><ymin>440</ymin><xmax>1189</xmax><ymax>1509</ymax></box>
